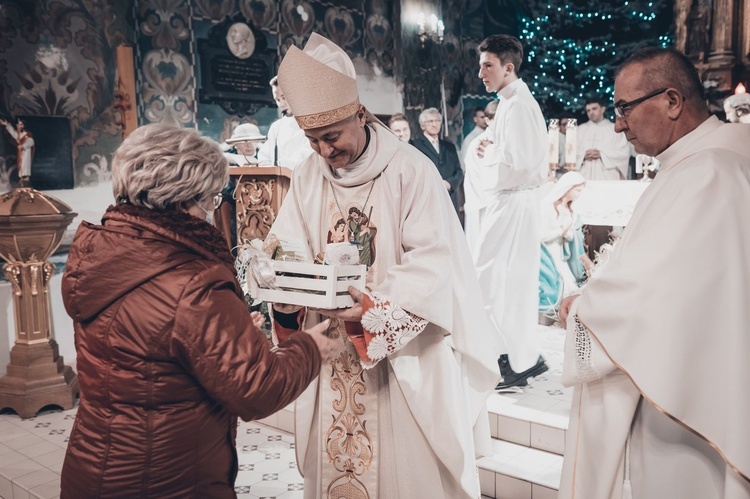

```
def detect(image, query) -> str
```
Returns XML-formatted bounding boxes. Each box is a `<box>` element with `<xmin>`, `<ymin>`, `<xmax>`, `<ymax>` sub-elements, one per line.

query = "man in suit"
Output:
<box><xmin>411</xmin><ymin>108</ymin><xmax>464</xmax><ymax>215</ymax></box>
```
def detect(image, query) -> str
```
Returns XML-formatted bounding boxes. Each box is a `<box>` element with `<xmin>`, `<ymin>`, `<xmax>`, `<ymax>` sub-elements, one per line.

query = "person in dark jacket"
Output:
<box><xmin>60</xmin><ymin>124</ymin><xmax>338</xmax><ymax>499</ymax></box>
<box><xmin>411</xmin><ymin>107</ymin><xmax>464</xmax><ymax>215</ymax></box>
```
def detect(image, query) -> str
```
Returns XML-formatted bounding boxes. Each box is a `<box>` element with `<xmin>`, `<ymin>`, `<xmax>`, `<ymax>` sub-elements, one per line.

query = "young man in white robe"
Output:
<box><xmin>575</xmin><ymin>97</ymin><xmax>631</xmax><ymax>180</ymax></box>
<box><xmin>472</xmin><ymin>34</ymin><xmax>549</xmax><ymax>389</ymax></box>
<box><xmin>267</xmin><ymin>33</ymin><xmax>500</xmax><ymax>499</ymax></box>
<box><xmin>460</xmin><ymin>106</ymin><xmax>487</xmax><ymax>164</ymax></box>
<box><xmin>559</xmin><ymin>47</ymin><xmax>750</xmax><ymax>499</ymax></box>
<box><xmin>257</xmin><ymin>76</ymin><xmax>313</xmax><ymax>169</ymax></box>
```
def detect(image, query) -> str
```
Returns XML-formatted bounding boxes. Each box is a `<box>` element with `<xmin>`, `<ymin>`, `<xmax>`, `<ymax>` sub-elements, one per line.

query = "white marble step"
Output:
<box><xmin>488</xmin><ymin>391</ymin><xmax>569</xmax><ymax>456</ymax></box>
<box><xmin>260</xmin><ymin>393</ymin><xmax>571</xmax><ymax>457</ymax></box>
<box><xmin>478</xmin><ymin>439</ymin><xmax>561</xmax><ymax>499</ymax></box>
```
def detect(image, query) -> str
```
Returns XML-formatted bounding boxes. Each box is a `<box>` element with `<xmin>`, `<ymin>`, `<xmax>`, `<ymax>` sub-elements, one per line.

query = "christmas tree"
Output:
<box><xmin>518</xmin><ymin>0</ymin><xmax>673</xmax><ymax>118</ymax></box>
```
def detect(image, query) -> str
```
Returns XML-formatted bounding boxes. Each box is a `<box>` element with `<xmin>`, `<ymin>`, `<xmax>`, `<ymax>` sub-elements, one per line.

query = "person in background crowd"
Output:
<box><xmin>387</xmin><ymin>113</ymin><xmax>412</xmax><ymax>143</ymax></box>
<box><xmin>411</xmin><ymin>107</ymin><xmax>464</xmax><ymax>216</ymax></box>
<box><xmin>223</xmin><ymin>122</ymin><xmax>265</xmax><ymax>166</ymax></box>
<box><xmin>575</xmin><ymin>96</ymin><xmax>631</xmax><ymax>180</ymax></box>
<box><xmin>460</xmin><ymin>106</ymin><xmax>488</xmax><ymax>163</ymax></box>
<box><xmin>463</xmin><ymin>100</ymin><xmax>498</xmax><ymax>253</ymax></box>
<box><xmin>257</xmin><ymin>76</ymin><xmax>314</xmax><ymax>168</ymax></box>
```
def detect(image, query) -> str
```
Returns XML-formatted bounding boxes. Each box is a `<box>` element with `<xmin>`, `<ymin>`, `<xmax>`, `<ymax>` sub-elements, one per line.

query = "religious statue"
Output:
<box><xmin>0</xmin><ymin>118</ymin><xmax>35</xmax><ymax>187</ymax></box>
<box><xmin>686</xmin><ymin>0</ymin><xmax>712</xmax><ymax>61</ymax></box>
<box><xmin>723</xmin><ymin>93</ymin><xmax>750</xmax><ymax>124</ymax></box>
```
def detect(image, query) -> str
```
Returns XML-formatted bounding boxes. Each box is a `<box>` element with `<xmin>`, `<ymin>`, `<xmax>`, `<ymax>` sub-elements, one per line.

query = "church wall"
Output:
<box><xmin>0</xmin><ymin>0</ymin><xmax>400</xmax><ymax>192</ymax></box>
<box><xmin>0</xmin><ymin>1</ymin><xmax>135</xmax><ymax>191</ymax></box>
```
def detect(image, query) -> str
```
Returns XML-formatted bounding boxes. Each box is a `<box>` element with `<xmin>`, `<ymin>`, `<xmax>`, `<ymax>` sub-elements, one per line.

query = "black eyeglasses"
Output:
<box><xmin>614</xmin><ymin>88</ymin><xmax>668</xmax><ymax>119</ymax></box>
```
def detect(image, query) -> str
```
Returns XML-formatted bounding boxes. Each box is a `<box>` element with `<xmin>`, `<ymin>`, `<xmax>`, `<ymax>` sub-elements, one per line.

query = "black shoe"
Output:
<box><xmin>495</xmin><ymin>355</ymin><xmax>548</xmax><ymax>390</ymax></box>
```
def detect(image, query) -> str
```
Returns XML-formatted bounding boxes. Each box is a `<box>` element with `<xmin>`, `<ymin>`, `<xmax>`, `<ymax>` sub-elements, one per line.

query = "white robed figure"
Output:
<box><xmin>474</xmin><ymin>35</ymin><xmax>550</xmax><ymax>379</ymax></box>
<box><xmin>575</xmin><ymin>99</ymin><xmax>631</xmax><ymax>180</ymax></box>
<box><xmin>560</xmin><ymin>49</ymin><xmax>750</xmax><ymax>499</ymax></box>
<box><xmin>268</xmin><ymin>33</ymin><xmax>499</xmax><ymax>499</ymax></box>
<box><xmin>463</xmin><ymin>100</ymin><xmax>497</xmax><ymax>254</ymax></box>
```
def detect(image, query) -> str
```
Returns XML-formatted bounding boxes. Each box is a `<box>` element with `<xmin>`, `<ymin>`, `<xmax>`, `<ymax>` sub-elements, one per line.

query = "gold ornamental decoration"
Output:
<box><xmin>236</xmin><ymin>178</ymin><xmax>277</xmax><ymax>243</ymax></box>
<box><xmin>0</xmin><ymin>186</ymin><xmax>79</xmax><ymax>418</ymax></box>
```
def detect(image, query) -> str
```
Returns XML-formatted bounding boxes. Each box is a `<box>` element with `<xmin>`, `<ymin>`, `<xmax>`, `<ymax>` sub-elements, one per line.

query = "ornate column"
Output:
<box><xmin>742</xmin><ymin>0</ymin><xmax>750</xmax><ymax>65</ymax></box>
<box><xmin>0</xmin><ymin>187</ymin><xmax>78</xmax><ymax>418</ymax></box>
<box><xmin>709</xmin><ymin>0</ymin><xmax>736</xmax><ymax>66</ymax></box>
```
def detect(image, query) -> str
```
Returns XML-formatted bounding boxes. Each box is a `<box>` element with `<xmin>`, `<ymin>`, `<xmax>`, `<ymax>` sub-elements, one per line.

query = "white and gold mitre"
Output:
<box><xmin>277</xmin><ymin>33</ymin><xmax>361</xmax><ymax>130</ymax></box>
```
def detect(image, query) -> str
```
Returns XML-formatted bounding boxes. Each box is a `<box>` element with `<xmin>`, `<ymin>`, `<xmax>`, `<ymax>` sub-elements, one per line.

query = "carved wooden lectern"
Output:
<box><xmin>215</xmin><ymin>166</ymin><xmax>293</xmax><ymax>250</ymax></box>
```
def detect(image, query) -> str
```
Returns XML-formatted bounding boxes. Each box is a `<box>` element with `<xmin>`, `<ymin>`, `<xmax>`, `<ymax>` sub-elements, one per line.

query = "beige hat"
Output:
<box><xmin>226</xmin><ymin>123</ymin><xmax>266</xmax><ymax>144</ymax></box>
<box><xmin>277</xmin><ymin>33</ymin><xmax>362</xmax><ymax>130</ymax></box>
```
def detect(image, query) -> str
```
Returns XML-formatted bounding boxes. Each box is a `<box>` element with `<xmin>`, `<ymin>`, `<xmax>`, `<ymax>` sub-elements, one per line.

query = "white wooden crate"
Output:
<box><xmin>249</xmin><ymin>261</ymin><xmax>367</xmax><ymax>309</ymax></box>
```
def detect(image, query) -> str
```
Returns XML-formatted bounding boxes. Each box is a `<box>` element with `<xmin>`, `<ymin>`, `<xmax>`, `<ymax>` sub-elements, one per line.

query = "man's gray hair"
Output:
<box><xmin>112</xmin><ymin>124</ymin><xmax>228</xmax><ymax>210</ymax></box>
<box><xmin>418</xmin><ymin>107</ymin><xmax>442</xmax><ymax>125</ymax></box>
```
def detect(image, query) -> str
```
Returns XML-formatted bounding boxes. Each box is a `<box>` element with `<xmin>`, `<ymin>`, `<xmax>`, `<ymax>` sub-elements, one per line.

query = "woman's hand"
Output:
<box><xmin>314</xmin><ymin>286</ymin><xmax>365</xmax><ymax>322</ymax></box>
<box><xmin>250</xmin><ymin>311</ymin><xmax>265</xmax><ymax>330</ymax></box>
<box><xmin>303</xmin><ymin>319</ymin><xmax>339</xmax><ymax>363</ymax></box>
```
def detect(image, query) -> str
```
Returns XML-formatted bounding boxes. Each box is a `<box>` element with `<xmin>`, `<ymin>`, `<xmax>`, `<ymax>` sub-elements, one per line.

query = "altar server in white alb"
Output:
<box><xmin>257</xmin><ymin>76</ymin><xmax>313</xmax><ymax>168</ymax></box>
<box><xmin>575</xmin><ymin>96</ymin><xmax>631</xmax><ymax>180</ymax></box>
<box><xmin>559</xmin><ymin>47</ymin><xmax>750</xmax><ymax>499</ymax></box>
<box><xmin>472</xmin><ymin>34</ymin><xmax>549</xmax><ymax>389</ymax></box>
<box><xmin>463</xmin><ymin>100</ymin><xmax>498</xmax><ymax>253</ymax></box>
<box><xmin>268</xmin><ymin>33</ymin><xmax>500</xmax><ymax>499</ymax></box>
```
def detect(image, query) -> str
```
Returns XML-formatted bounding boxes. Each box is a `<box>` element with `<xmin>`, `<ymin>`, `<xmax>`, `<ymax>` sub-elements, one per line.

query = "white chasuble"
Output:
<box><xmin>575</xmin><ymin>119</ymin><xmax>630</xmax><ymax>181</ymax></box>
<box><xmin>559</xmin><ymin>117</ymin><xmax>750</xmax><ymax>499</ymax></box>
<box><xmin>269</xmin><ymin>123</ymin><xmax>500</xmax><ymax>499</ymax></box>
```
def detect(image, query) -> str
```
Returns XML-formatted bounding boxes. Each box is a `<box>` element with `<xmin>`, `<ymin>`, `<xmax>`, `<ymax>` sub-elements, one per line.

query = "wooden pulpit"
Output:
<box><xmin>215</xmin><ymin>166</ymin><xmax>293</xmax><ymax>250</ymax></box>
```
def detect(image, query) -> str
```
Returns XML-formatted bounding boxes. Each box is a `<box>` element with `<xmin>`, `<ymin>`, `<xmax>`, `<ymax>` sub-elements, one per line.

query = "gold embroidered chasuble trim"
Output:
<box><xmin>322</xmin><ymin>326</ymin><xmax>377</xmax><ymax>499</ymax></box>
<box><xmin>575</xmin><ymin>315</ymin><xmax>750</xmax><ymax>486</ymax></box>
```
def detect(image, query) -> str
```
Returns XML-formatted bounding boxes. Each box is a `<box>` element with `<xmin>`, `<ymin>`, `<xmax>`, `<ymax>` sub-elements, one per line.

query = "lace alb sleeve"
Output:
<box><xmin>561</xmin><ymin>314</ymin><xmax>617</xmax><ymax>386</ymax></box>
<box><xmin>357</xmin><ymin>291</ymin><xmax>428</xmax><ymax>369</ymax></box>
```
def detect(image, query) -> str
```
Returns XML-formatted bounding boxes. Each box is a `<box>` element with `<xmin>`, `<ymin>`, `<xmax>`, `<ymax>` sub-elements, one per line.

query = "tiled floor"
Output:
<box><xmin>0</xmin><ymin>407</ymin><xmax>301</xmax><ymax>499</ymax></box>
<box><xmin>0</xmin><ymin>324</ymin><xmax>571</xmax><ymax>499</ymax></box>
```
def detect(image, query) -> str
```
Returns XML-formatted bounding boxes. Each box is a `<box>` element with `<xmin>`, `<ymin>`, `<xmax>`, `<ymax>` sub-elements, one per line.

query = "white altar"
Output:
<box><xmin>573</xmin><ymin>180</ymin><xmax>650</xmax><ymax>227</ymax></box>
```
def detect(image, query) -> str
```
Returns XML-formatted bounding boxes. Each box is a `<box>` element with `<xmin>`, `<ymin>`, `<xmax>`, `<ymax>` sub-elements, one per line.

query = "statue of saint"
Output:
<box><xmin>686</xmin><ymin>0</ymin><xmax>712</xmax><ymax>61</ymax></box>
<box><xmin>723</xmin><ymin>93</ymin><xmax>750</xmax><ymax>124</ymax></box>
<box><xmin>0</xmin><ymin>118</ymin><xmax>35</xmax><ymax>187</ymax></box>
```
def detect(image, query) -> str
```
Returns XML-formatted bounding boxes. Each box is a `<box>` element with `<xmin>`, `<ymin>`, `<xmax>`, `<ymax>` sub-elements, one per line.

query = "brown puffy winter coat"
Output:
<box><xmin>60</xmin><ymin>204</ymin><xmax>320</xmax><ymax>498</ymax></box>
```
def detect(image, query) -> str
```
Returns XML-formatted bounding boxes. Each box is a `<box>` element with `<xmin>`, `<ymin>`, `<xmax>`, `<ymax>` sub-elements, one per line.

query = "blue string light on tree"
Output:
<box><xmin>518</xmin><ymin>0</ymin><xmax>673</xmax><ymax>119</ymax></box>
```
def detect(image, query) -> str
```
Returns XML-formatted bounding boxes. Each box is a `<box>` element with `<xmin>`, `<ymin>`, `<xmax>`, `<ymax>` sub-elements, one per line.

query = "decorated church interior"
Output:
<box><xmin>1</xmin><ymin>0</ymin><xmax>749</xmax><ymax>498</ymax></box>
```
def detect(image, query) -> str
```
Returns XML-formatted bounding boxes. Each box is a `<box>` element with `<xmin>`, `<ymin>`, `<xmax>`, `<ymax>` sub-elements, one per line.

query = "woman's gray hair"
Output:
<box><xmin>112</xmin><ymin>124</ymin><xmax>229</xmax><ymax>210</ymax></box>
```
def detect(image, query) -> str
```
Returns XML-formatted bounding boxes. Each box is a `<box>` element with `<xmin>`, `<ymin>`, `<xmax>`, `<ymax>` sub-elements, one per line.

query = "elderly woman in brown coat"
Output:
<box><xmin>60</xmin><ymin>124</ymin><xmax>337</xmax><ymax>498</ymax></box>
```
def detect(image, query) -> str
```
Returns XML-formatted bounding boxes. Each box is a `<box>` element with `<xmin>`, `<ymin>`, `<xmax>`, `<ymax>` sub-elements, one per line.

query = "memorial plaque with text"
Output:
<box><xmin>198</xmin><ymin>19</ymin><xmax>276</xmax><ymax>116</ymax></box>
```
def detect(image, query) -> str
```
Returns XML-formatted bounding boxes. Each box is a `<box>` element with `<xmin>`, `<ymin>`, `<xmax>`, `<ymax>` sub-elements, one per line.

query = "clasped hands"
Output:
<box><xmin>584</xmin><ymin>149</ymin><xmax>601</xmax><ymax>161</ymax></box>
